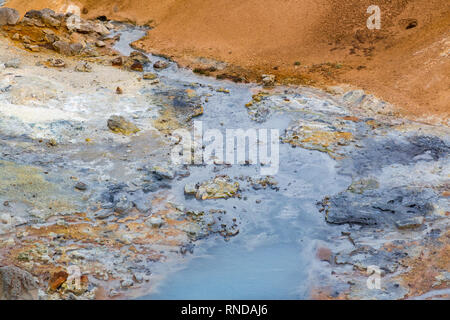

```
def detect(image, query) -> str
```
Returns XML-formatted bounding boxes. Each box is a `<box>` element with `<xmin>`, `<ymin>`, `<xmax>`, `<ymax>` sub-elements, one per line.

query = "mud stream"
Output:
<box><xmin>0</xmin><ymin>23</ymin><xmax>448</xmax><ymax>300</ymax></box>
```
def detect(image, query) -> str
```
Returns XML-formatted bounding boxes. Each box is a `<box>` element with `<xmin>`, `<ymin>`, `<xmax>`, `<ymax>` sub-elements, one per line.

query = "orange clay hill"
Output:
<box><xmin>6</xmin><ymin>0</ymin><xmax>450</xmax><ymax>123</ymax></box>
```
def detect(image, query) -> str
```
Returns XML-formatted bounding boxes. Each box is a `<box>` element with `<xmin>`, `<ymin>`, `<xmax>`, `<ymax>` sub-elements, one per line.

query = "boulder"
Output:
<box><xmin>0</xmin><ymin>266</ymin><xmax>38</xmax><ymax>300</ymax></box>
<box><xmin>0</xmin><ymin>8</ymin><xmax>20</xmax><ymax>26</ymax></box>
<box><xmin>24</xmin><ymin>9</ymin><xmax>62</xmax><ymax>28</ymax></box>
<box><xmin>52</xmin><ymin>41</ymin><xmax>83</xmax><ymax>56</ymax></box>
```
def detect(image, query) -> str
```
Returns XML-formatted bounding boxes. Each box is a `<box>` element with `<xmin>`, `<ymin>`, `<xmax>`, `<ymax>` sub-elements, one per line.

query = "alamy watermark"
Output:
<box><xmin>62</xmin><ymin>4</ymin><xmax>82</xmax><ymax>31</ymax></box>
<box><xmin>367</xmin><ymin>5</ymin><xmax>381</xmax><ymax>30</ymax></box>
<box><xmin>171</xmin><ymin>121</ymin><xmax>280</xmax><ymax>175</ymax></box>
<box><xmin>366</xmin><ymin>265</ymin><xmax>382</xmax><ymax>290</ymax></box>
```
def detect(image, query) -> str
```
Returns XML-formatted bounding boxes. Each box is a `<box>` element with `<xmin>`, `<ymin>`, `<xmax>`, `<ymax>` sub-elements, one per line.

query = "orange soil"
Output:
<box><xmin>5</xmin><ymin>0</ymin><xmax>450</xmax><ymax>123</ymax></box>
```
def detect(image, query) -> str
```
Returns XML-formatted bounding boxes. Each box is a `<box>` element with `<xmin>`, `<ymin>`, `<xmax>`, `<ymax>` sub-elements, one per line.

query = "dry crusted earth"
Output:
<box><xmin>6</xmin><ymin>0</ymin><xmax>450</xmax><ymax>123</ymax></box>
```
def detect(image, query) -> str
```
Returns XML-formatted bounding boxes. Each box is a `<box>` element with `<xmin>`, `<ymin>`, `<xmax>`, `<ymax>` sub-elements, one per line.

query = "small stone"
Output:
<box><xmin>53</xmin><ymin>41</ymin><xmax>83</xmax><ymax>56</ymax></box>
<box><xmin>112</xmin><ymin>57</ymin><xmax>123</xmax><ymax>66</ymax></box>
<box><xmin>21</xmin><ymin>35</ymin><xmax>33</xmax><ymax>44</ymax></box>
<box><xmin>395</xmin><ymin>216</ymin><xmax>424</xmax><ymax>230</ymax></box>
<box><xmin>0</xmin><ymin>8</ymin><xmax>21</xmax><ymax>26</ymax></box>
<box><xmin>114</xmin><ymin>197</ymin><xmax>132</xmax><ymax>214</ymax></box>
<box><xmin>48</xmin><ymin>270</ymin><xmax>68</xmax><ymax>291</ymax></box>
<box><xmin>48</xmin><ymin>58</ymin><xmax>65</xmax><ymax>68</ymax></box>
<box><xmin>75</xmin><ymin>182</ymin><xmax>88</xmax><ymax>191</ymax></box>
<box><xmin>147</xmin><ymin>216</ymin><xmax>164</xmax><ymax>228</ymax></box>
<box><xmin>196</xmin><ymin>176</ymin><xmax>240</xmax><ymax>200</ymax></box>
<box><xmin>130</xmin><ymin>61</ymin><xmax>143</xmax><ymax>72</ymax></box>
<box><xmin>46</xmin><ymin>139</ymin><xmax>58</xmax><ymax>147</ymax></box>
<box><xmin>129</xmin><ymin>51</ymin><xmax>150</xmax><ymax>64</ymax></box>
<box><xmin>151</xmin><ymin>166</ymin><xmax>175</xmax><ymax>180</ymax></box>
<box><xmin>143</xmin><ymin>72</ymin><xmax>157</xmax><ymax>80</ymax></box>
<box><xmin>261</xmin><ymin>74</ymin><xmax>275</xmax><ymax>87</ymax></box>
<box><xmin>23</xmin><ymin>44</ymin><xmax>40</xmax><ymax>52</ymax></box>
<box><xmin>184</xmin><ymin>183</ymin><xmax>197</xmax><ymax>195</ymax></box>
<box><xmin>116</xmin><ymin>86</ymin><xmax>123</xmax><ymax>94</ymax></box>
<box><xmin>11</xmin><ymin>33</ymin><xmax>20</xmax><ymax>41</ymax></box>
<box><xmin>120</xmin><ymin>278</ymin><xmax>134</xmax><ymax>288</ymax></box>
<box><xmin>75</xmin><ymin>61</ymin><xmax>92</xmax><ymax>72</ymax></box>
<box><xmin>4</xmin><ymin>58</ymin><xmax>20</xmax><ymax>69</ymax></box>
<box><xmin>107</xmin><ymin>115</ymin><xmax>140</xmax><ymax>135</ymax></box>
<box><xmin>316</xmin><ymin>247</ymin><xmax>333</xmax><ymax>263</ymax></box>
<box><xmin>153</xmin><ymin>60</ymin><xmax>169</xmax><ymax>69</ymax></box>
<box><xmin>95</xmin><ymin>40</ymin><xmax>106</xmax><ymax>48</ymax></box>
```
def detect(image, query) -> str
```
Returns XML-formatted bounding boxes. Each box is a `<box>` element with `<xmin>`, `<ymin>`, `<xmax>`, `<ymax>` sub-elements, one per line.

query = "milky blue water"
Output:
<box><xmin>113</xmin><ymin>28</ymin><xmax>351</xmax><ymax>300</ymax></box>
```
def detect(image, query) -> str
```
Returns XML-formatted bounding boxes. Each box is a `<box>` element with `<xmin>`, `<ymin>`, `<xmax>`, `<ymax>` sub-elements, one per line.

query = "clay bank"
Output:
<box><xmin>0</xmin><ymin>7</ymin><xmax>448</xmax><ymax>300</ymax></box>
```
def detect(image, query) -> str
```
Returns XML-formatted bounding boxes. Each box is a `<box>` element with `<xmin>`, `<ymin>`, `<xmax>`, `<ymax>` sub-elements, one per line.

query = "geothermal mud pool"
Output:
<box><xmin>0</xmin><ymin>13</ymin><xmax>448</xmax><ymax>299</ymax></box>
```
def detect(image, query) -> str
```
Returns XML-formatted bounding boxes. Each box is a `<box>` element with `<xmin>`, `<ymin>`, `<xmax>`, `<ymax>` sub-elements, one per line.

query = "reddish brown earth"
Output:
<box><xmin>6</xmin><ymin>0</ymin><xmax>450</xmax><ymax>122</ymax></box>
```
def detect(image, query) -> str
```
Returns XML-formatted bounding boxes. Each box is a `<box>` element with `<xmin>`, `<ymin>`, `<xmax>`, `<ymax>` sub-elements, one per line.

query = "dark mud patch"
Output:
<box><xmin>340</xmin><ymin>135</ymin><xmax>449</xmax><ymax>176</ymax></box>
<box><xmin>320</xmin><ymin>187</ymin><xmax>436</xmax><ymax>227</ymax></box>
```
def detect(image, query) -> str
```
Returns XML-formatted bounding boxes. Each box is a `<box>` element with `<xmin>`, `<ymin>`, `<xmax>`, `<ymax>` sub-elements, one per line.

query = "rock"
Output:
<box><xmin>0</xmin><ymin>8</ymin><xmax>20</xmax><ymax>26</ymax></box>
<box><xmin>187</xmin><ymin>105</ymin><xmax>204</xmax><ymax>120</ymax></box>
<box><xmin>74</xmin><ymin>61</ymin><xmax>92</xmax><ymax>72</ymax></box>
<box><xmin>180</xmin><ymin>223</ymin><xmax>206</xmax><ymax>239</ymax></box>
<box><xmin>184</xmin><ymin>183</ymin><xmax>197</xmax><ymax>195</ymax></box>
<box><xmin>147</xmin><ymin>216</ymin><xmax>164</xmax><ymax>228</ymax></box>
<box><xmin>395</xmin><ymin>216</ymin><xmax>424</xmax><ymax>230</ymax></box>
<box><xmin>24</xmin><ymin>9</ymin><xmax>62</xmax><ymax>27</ymax></box>
<box><xmin>11</xmin><ymin>33</ymin><xmax>20</xmax><ymax>41</ymax></box>
<box><xmin>107</xmin><ymin>115</ymin><xmax>140</xmax><ymax>135</ymax></box>
<box><xmin>321</xmin><ymin>188</ymin><xmax>435</xmax><ymax>227</ymax></box>
<box><xmin>151</xmin><ymin>165</ymin><xmax>175</xmax><ymax>180</ymax></box>
<box><xmin>342</xmin><ymin>90</ymin><xmax>366</xmax><ymax>105</ymax></box>
<box><xmin>129</xmin><ymin>51</ymin><xmax>150</xmax><ymax>64</ymax></box>
<box><xmin>48</xmin><ymin>270</ymin><xmax>68</xmax><ymax>291</ymax></box>
<box><xmin>53</xmin><ymin>41</ymin><xmax>83</xmax><ymax>56</ymax></box>
<box><xmin>95</xmin><ymin>40</ymin><xmax>106</xmax><ymax>48</ymax></box>
<box><xmin>75</xmin><ymin>182</ymin><xmax>88</xmax><ymax>191</ymax></box>
<box><xmin>92</xmin><ymin>23</ymin><xmax>110</xmax><ymax>36</ymax></box>
<box><xmin>261</xmin><ymin>74</ymin><xmax>275</xmax><ymax>87</ymax></box>
<box><xmin>143</xmin><ymin>73</ymin><xmax>157</xmax><ymax>80</ymax></box>
<box><xmin>316</xmin><ymin>247</ymin><xmax>333</xmax><ymax>263</ymax></box>
<box><xmin>4</xmin><ymin>58</ymin><xmax>20</xmax><ymax>69</ymax></box>
<box><xmin>21</xmin><ymin>35</ymin><xmax>32</xmax><ymax>44</ymax></box>
<box><xmin>120</xmin><ymin>278</ymin><xmax>134</xmax><ymax>288</ymax></box>
<box><xmin>43</xmin><ymin>32</ymin><xmax>58</xmax><ymax>44</ymax></box>
<box><xmin>347</xmin><ymin>179</ymin><xmax>379</xmax><ymax>194</ymax></box>
<box><xmin>112</xmin><ymin>57</ymin><xmax>123</xmax><ymax>66</ymax></box>
<box><xmin>115</xmin><ymin>86</ymin><xmax>123</xmax><ymax>94</ymax></box>
<box><xmin>129</xmin><ymin>61</ymin><xmax>143</xmax><ymax>72</ymax></box>
<box><xmin>114</xmin><ymin>197</ymin><xmax>133</xmax><ymax>214</ymax></box>
<box><xmin>0</xmin><ymin>266</ymin><xmax>38</xmax><ymax>300</ymax></box>
<box><xmin>23</xmin><ymin>44</ymin><xmax>40</xmax><ymax>52</ymax></box>
<box><xmin>69</xmin><ymin>32</ymin><xmax>87</xmax><ymax>48</ymax></box>
<box><xmin>153</xmin><ymin>60</ymin><xmax>169</xmax><ymax>69</ymax></box>
<box><xmin>196</xmin><ymin>176</ymin><xmax>240</xmax><ymax>200</ymax></box>
<box><xmin>48</xmin><ymin>58</ymin><xmax>65</xmax><ymax>68</ymax></box>
<box><xmin>124</xmin><ymin>51</ymin><xmax>149</xmax><ymax>71</ymax></box>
